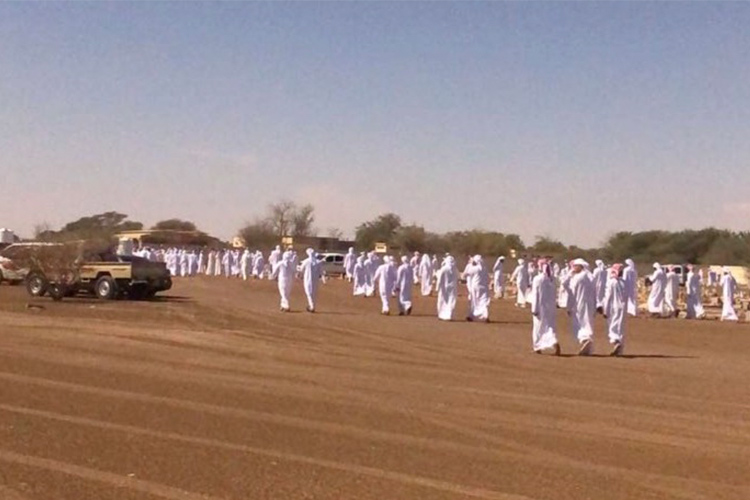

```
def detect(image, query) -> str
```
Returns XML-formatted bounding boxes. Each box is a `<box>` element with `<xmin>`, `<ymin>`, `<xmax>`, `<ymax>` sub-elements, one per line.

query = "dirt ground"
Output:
<box><xmin>1</xmin><ymin>277</ymin><xmax>749</xmax><ymax>500</ymax></box>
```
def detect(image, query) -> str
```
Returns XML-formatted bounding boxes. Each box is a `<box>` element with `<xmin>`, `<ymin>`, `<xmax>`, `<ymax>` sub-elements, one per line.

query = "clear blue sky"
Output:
<box><xmin>2</xmin><ymin>2</ymin><xmax>749</xmax><ymax>247</ymax></box>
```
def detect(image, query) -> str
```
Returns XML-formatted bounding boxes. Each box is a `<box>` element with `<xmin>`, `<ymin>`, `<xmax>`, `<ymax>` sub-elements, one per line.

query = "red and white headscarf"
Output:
<box><xmin>538</xmin><ymin>258</ymin><xmax>552</xmax><ymax>278</ymax></box>
<box><xmin>609</xmin><ymin>263</ymin><xmax>623</xmax><ymax>279</ymax></box>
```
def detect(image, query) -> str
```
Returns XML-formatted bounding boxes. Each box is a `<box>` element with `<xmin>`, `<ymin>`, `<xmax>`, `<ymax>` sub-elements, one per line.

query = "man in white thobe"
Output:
<box><xmin>647</xmin><ymin>263</ymin><xmax>666</xmax><ymax>317</ymax></box>
<box><xmin>603</xmin><ymin>264</ymin><xmax>626</xmax><ymax>356</ymax></box>
<box><xmin>592</xmin><ymin>260</ymin><xmax>607</xmax><ymax>309</ymax></box>
<box><xmin>206</xmin><ymin>251</ymin><xmax>215</xmax><ymax>276</ymax></box>
<box><xmin>253</xmin><ymin>251</ymin><xmax>265</xmax><ymax>279</ymax></box>
<box><xmin>410</xmin><ymin>252</ymin><xmax>421</xmax><ymax>285</ymax></box>
<box><xmin>197</xmin><ymin>250</ymin><xmax>205</xmax><ymax>275</ymax></box>
<box><xmin>363</xmin><ymin>253</ymin><xmax>376</xmax><ymax>297</ymax></box>
<box><xmin>685</xmin><ymin>265</ymin><xmax>706</xmax><ymax>319</ymax></box>
<box><xmin>622</xmin><ymin>258</ymin><xmax>638</xmax><ymax>317</ymax></box>
<box><xmin>492</xmin><ymin>256</ymin><xmax>505</xmax><ymax>299</ymax></box>
<box><xmin>373</xmin><ymin>256</ymin><xmax>397</xmax><ymax>315</ymax></box>
<box><xmin>720</xmin><ymin>268</ymin><xmax>738</xmax><ymax>321</ymax></box>
<box><xmin>395</xmin><ymin>256</ymin><xmax>414</xmax><ymax>315</ymax></box>
<box><xmin>510</xmin><ymin>259</ymin><xmax>530</xmax><ymax>308</ymax></box>
<box><xmin>268</xmin><ymin>246</ymin><xmax>282</xmax><ymax>279</ymax></box>
<box><xmin>343</xmin><ymin>248</ymin><xmax>356</xmax><ymax>282</ymax></box>
<box><xmin>353</xmin><ymin>256</ymin><xmax>367</xmax><ymax>296</ymax></box>
<box><xmin>179</xmin><ymin>251</ymin><xmax>189</xmax><ymax>277</ymax></box>
<box><xmin>436</xmin><ymin>256</ymin><xmax>458</xmax><ymax>321</ymax></box>
<box><xmin>187</xmin><ymin>251</ymin><xmax>198</xmax><ymax>276</ymax></box>
<box><xmin>463</xmin><ymin>255</ymin><xmax>491</xmax><ymax>322</ymax></box>
<box><xmin>530</xmin><ymin>260</ymin><xmax>560</xmax><ymax>355</ymax></box>
<box><xmin>240</xmin><ymin>249</ymin><xmax>252</xmax><ymax>280</ymax></box>
<box><xmin>664</xmin><ymin>266</ymin><xmax>680</xmax><ymax>317</ymax></box>
<box><xmin>557</xmin><ymin>261</ymin><xmax>572</xmax><ymax>309</ymax></box>
<box><xmin>272</xmin><ymin>252</ymin><xmax>295</xmax><ymax>312</ymax></box>
<box><xmin>419</xmin><ymin>254</ymin><xmax>433</xmax><ymax>296</ymax></box>
<box><xmin>567</xmin><ymin>258</ymin><xmax>596</xmax><ymax>355</ymax></box>
<box><xmin>298</xmin><ymin>248</ymin><xmax>322</xmax><ymax>313</ymax></box>
<box><xmin>213</xmin><ymin>250</ymin><xmax>223</xmax><ymax>276</ymax></box>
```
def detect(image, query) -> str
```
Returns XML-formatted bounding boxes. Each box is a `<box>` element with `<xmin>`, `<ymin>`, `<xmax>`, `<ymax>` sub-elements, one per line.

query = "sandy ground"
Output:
<box><xmin>1</xmin><ymin>277</ymin><xmax>749</xmax><ymax>500</ymax></box>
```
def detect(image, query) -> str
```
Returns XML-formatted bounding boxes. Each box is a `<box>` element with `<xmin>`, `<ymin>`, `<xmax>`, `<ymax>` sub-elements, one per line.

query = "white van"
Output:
<box><xmin>317</xmin><ymin>253</ymin><xmax>346</xmax><ymax>277</ymax></box>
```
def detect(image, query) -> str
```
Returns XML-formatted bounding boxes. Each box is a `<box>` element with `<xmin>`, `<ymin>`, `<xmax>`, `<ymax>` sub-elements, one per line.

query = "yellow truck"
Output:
<box><xmin>26</xmin><ymin>252</ymin><xmax>172</xmax><ymax>301</ymax></box>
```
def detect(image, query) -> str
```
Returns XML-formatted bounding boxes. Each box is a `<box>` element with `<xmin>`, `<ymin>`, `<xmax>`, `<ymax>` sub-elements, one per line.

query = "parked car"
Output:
<box><xmin>0</xmin><ymin>242</ymin><xmax>60</xmax><ymax>285</ymax></box>
<box><xmin>317</xmin><ymin>252</ymin><xmax>345</xmax><ymax>277</ymax></box>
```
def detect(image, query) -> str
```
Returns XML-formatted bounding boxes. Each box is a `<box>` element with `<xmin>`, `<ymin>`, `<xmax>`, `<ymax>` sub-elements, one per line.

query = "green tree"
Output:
<box><xmin>355</xmin><ymin>213</ymin><xmax>402</xmax><ymax>250</ymax></box>
<box><xmin>151</xmin><ymin>219</ymin><xmax>198</xmax><ymax>232</ymax></box>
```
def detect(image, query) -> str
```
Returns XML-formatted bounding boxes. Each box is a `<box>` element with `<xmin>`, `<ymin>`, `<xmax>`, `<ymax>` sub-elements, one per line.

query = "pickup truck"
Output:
<box><xmin>26</xmin><ymin>252</ymin><xmax>172</xmax><ymax>300</ymax></box>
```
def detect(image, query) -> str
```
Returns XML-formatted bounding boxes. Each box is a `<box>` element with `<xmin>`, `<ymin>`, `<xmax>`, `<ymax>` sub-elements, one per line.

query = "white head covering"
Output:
<box><xmin>573</xmin><ymin>258</ymin><xmax>588</xmax><ymax>267</ymax></box>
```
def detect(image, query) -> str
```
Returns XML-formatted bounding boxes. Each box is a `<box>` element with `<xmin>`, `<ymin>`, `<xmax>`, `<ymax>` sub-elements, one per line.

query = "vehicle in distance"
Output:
<box><xmin>26</xmin><ymin>252</ymin><xmax>172</xmax><ymax>300</ymax></box>
<box><xmin>0</xmin><ymin>242</ymin><xmax>60</xmax><ymax>286</ymax></box>
<box><xmin>317</xmin><ymin>252</ymin><xmax>345</xmax><ymax>277</ymax></box>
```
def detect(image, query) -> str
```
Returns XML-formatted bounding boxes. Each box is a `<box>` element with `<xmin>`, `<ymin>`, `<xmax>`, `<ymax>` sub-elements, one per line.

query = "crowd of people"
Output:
<box><xmin>128</xmin><ymin>244</ymin><xmax>744</xmax><ymax>358</ymax></box>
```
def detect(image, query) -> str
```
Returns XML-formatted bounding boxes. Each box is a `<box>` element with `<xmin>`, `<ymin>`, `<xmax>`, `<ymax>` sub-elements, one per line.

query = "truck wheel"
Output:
<box><xmin>26</xmin><ymin>273</ymin><xmax>48</xmax><ymax>297</ymax></box>
<box><xmin>95</xmin><ymin>276</ymin><xmax>118</xmax><ymax>300</ymax></box>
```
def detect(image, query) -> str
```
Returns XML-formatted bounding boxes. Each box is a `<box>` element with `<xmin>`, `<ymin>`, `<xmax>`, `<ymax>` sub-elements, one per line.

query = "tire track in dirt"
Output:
<box><xmin>0</xmin><ymin>449</ymin><xmax>221</xmax><ymax>500</ymax></box>
<box><xmin>0</xmin><ymin>404</ymin><xmax>533</xmax><ymax>500</ymax></box>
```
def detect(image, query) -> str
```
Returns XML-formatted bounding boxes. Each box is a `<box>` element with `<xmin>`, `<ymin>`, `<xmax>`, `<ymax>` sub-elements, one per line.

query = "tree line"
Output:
<box><xmin>33</xmin><ymin>206</ymin><xmax>750</xmax><ymax>265</ymax></box>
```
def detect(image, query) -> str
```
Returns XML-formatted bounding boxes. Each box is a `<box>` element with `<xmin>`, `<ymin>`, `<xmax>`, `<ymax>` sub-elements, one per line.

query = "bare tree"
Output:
<box><xmin>291</xmin><ymin>203</ymin><xmax>315</xmax><ymax>237</ymax></box>
<box><xmin>267</xmin><ymin>200</ymin><xmax>296</xmax><ymax>238</ymax></box>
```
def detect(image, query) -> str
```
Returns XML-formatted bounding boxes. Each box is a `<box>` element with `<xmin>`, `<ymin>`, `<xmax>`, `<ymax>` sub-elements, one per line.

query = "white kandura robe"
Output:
<box><xmin>530</xmin><ymin>273</ymin><xmax>558</xmax><ymax>351</ymax></box>
<box><xmin>353</xmin><ymin>259</ymin><xmax>367</xmax><ymax>296</ymax></box>
<box><xmin>685</xmin><ymin>271</ymin><xmax>706</xmax><ymax>319</ymax></box>
<box><xmin>511</xmin><ymin>264</ymin><xmax>530</xmax><ymax>307</ymax></box>
<box><xmin>568</xmin><ymin>271</ymin><xmax>596</xmax><ymax>343</ymax></box>
<box><xmin>720</xmin><ymin>274</ymin><xmax>738</xmax><ymax>321</ymax></box>
<box><xmin>410</xmin><ymin>255</ymin><xmax>421</xmax><ymax>285</ymax></box>
<box><xmin>647</xmin><ymin>269</ymin><xmax>666</xmax><ymax>315</ymax></box>
<box><xmin>592</xmin><ymin>265</ymin><xmax>607</xmax><ymax>308</ymax></box>
<box><xmin>180</xmin><ymin>253</ymin><xmax>189</xmax><ymax>277</ymax></box>
<box><xmin>464</xmin><ymin>262</ymin><xmax>490</xmax><ymax>321</ymax></box>
<box><xmin>214</xmin><ymin>252</ymin><xmax>223</xmax><ymax>276</ymax></box>
<box><xmin>240</xmin><ymin>251</ymin><xmax>252</xmax><ymax>280</ymax></box>
<box><xmin>603</xmin><ymin>277</ymin><xmax>626</xmax><ymax>346</ymax></box>
<box><xmin>253</xmin><ymin>254</ymin><xmax>265</xmax><ymax>279</ymax></box>
<box><xmin>299</xmin><ymin>256</ymin><xmax>321</xmax><ymax>311</ymax></box>
<box><xmin>557</xmin><ymin>269</ymin><xmax>571</xmax><ymax>309</ymax></box>
<box><xmin>206</xmin><ymin>252</ymin><xmax>215</xmax><ymax>276</ymax></box>
<box><xmin>419</xmin><ymin>256</ymin><xmax>433</xmax><ymax>296</ymax></box>
<box><xmin>373</xmin><ymin>263</ymin><xmax>396</xmax><ymax>313</ymax></box>
<box><xmin>436</xmin><ymin>263</ymin><xmax>458</xmax><ymax>321</ymax></box>
<box><xmin>622</xmin><ymin>264</ymin><xmax>638</xmax><ymax>317</ymax></box>
<box><xmin>363</xmin><ymin>258</ymin><xmax>376</xmax><ymax>297</ymax></box>
<box><xmin>395</xmin><ymin>263</ymin><xmax>414</xmax><ymax>313</ymax></box>
<box><xmin>343</xmin><ymin>251</ymin><xmax>356</xmax><ymax>281</ymax></box>
<box><xmin>273</xmin><ymin>258</ymin><xmax>295</xmax><ymax>310</ymax></box>
<box><xmin>492</xmin><ymin>259</ymin><xmax>505</xmax><ymax>299</ymax></box>
<box><xmin>664</xmin><ymin>272</ymin><xmax>680</xmax><ymax>315</ymax></box>
<box><xmin>197</xmin><ymin>253</ymin><xmax>205</xmax><ymax>274</ymax></box>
